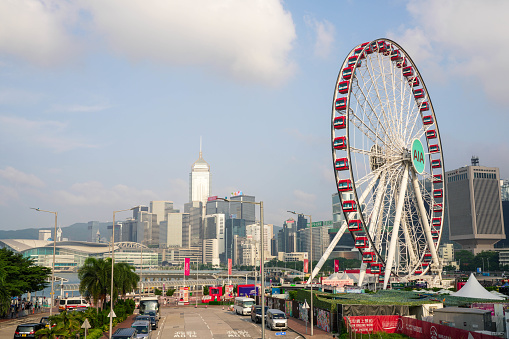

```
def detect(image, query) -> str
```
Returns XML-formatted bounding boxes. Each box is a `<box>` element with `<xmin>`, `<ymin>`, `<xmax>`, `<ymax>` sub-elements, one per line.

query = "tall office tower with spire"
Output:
<box><xmin>189</xmin><ymin>141</ymin><xmax>211</xmax><ymax>205</ymax></box>
<box><xmin>184</xmin><ymin>141</ymin><xmax>211</xmax><ymax>255</ymax></box>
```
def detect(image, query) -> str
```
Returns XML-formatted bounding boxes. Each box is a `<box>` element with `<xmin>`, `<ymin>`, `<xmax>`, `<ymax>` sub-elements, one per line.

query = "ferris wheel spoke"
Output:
<box><xmin>348</xmin><ymin>110</ymin><xmax>395</xmax><ymax>150</ymax></box>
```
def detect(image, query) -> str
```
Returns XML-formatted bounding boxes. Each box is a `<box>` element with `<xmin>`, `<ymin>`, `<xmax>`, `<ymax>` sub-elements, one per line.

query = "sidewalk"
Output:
<box><xmin>287</xmin><ymin>317</ymin><xmax>334</xmax><ymax>339</ymax></box>
<box><xmin>0</xmin><ymin>308</ymin><xmax>49</xmax><ymax>329</ymax></box>
<box><xmin>100</xmin><ymin>313</ymin><xmax>138</xmax><ymax>339</ymax></box>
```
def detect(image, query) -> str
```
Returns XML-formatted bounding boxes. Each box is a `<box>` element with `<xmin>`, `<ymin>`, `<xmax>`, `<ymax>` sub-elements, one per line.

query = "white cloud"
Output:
<box><xmin>0</xmin><ymin>116</ymin><xmax>97</xmax><ymax>152</ymax></box>
<box><xmin>0</xmin><ymin>0</ymin><xmax>79</xmax><ymax>66</ymax></box>
<box><xmin>292</xmin><ymin>189</ymin><xmax>317</xmax><ymax>211</ymax></box>
<box><xmin>304</xmin><ymin>16</ymin><xmax>335</xmax><ymax>58</ymax></box>
<box><xmin>0</xmin><ymin>0</ymin><xmax>298</xmax><ymax>86</ymax></box>
<box><xmin>54</xmin><ymin>181</ymin><xmax>158</xmax><ymax>207</ymax></box>
<box><xmin>0</xmin><ymin>166</ymin><xmax>45</xmax><ymax>188</ymax></box>
<box><xmin>0</xmin><ymin>185</ymin><xmax>20</xmax><ymax>204</ymax></box>
<box><xmin>391</xmin><ymin>0</ymin><xmax>509</xmax><ymax>102</ymax></box>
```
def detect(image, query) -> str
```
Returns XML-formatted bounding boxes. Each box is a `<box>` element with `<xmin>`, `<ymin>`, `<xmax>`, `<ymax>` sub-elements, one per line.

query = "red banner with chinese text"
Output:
<box><xmin>228</xmin><ymin>258</ymin><xmax>232</xmax><ymax>275</ymax></box>
<box><xmin>345</xmin><ymin>316</ymin><xmax>500</xmax><ymax>339</ymax></box>
<box><xmin>334</xmin><ymin>260</ymin><xmax>339</xmax><ymax>272</ymax></box>
<box><xmin>304</xmin><ymin>259</ymin><xmax>308</xmax><ymax>273</ymax></box>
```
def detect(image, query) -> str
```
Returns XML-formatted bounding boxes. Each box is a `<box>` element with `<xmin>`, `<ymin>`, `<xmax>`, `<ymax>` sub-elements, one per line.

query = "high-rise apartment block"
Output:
<box><xmin>447</xmin><ymin>159</ymin><xmax>505</xmax><ymax>254</ymax></box>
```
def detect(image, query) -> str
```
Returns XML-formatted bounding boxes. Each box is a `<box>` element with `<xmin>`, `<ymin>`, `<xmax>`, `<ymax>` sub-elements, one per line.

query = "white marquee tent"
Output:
<box><xmin>451</xmin><ymin>273</ymin><xmax>505</xmax><ymax>300</ymax></box>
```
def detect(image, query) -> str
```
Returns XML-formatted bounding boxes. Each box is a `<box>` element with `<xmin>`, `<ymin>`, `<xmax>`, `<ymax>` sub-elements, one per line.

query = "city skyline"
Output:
<box><xmin>0</xmin><ymin>1</ymin><xmax>508</xmax><ymax>230</ymax></box>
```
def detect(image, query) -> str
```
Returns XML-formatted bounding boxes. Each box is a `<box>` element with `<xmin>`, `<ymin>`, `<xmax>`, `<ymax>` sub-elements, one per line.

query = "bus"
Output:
<box><xmin>139</xmin><ymin>297</ymin><xmax>160</xmax><ymax>316</ymax></box>
<box><xmin>233</xmin><ymin>297</ymin><xmax>255</xmax><ymax>316</ymax></box>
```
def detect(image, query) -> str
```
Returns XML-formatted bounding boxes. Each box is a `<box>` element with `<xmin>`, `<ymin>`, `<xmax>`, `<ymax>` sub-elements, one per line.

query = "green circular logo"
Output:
<box><xmin>411</xmin><ymin>139</ymin><xmax>425</xmax><ymax>174</ymax></box>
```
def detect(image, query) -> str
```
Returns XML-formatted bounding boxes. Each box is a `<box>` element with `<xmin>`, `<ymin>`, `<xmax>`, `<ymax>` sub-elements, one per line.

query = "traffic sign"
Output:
<box><xmin>81</xmin><ymin>318</ymin><xmax>91</xmax><ymax>329</ymax></box>
<box><xmin>275</xmin><ymin>332</ymin><xmax>286</xmax><ymax>336</ymax></box>
<box><xmin>303</xmin><ymin>300</ymin><xmax>310</xmax><ymax>309</ymax></box>
<box><xmin>107</xmin><ymin>310</ymin><xmax>116</xmax><ymax>318</ymax></box>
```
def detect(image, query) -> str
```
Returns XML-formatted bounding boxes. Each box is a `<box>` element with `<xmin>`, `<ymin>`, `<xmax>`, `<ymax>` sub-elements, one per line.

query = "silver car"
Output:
<box><xmin>265</xmin><ymin>309</ymin><xmax>288</xmax><ymax>331</ymax></box>
<box><xmin>131</xmin><ymin>320</ymin><xmax>151</xmax><ymax>339</ymax></box>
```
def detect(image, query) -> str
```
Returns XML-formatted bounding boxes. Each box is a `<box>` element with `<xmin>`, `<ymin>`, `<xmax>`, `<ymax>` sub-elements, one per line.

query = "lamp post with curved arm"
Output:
<box><xmin>30</xmin><ymin>208</ymin><xmax>57</xmax><ymax>316</ymax></box>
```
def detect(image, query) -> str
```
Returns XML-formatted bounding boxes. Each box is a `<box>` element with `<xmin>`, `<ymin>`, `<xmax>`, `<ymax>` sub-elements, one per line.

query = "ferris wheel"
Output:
<box><xmin>328</xmin><ymin>39</ymin><xmax>445</xmax><ymax>289</ymax></box>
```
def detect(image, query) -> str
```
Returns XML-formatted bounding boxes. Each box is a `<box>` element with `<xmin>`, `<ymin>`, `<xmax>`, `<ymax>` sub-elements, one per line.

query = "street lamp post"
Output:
<box><xmin>110</xmin><ymin>206</ymin><xmax>138</xmax><ymax>339</ymax></box>
<box><xmin>288</xmin><ymin>211</ymin><xmax>313</xmax><ymax>336</ymax></box>
<box><xmin>213</xmin><ymin>197</ymin><xmax>265</xmax><ymax>339</ymax></box>
<box><xmin>30</xmin><ymin>208</ymin><xmax>57</xmax><ymax>316</ymax></box>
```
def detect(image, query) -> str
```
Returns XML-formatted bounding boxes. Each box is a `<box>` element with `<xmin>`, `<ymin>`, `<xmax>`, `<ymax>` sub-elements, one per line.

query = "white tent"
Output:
<box><xmin>451</xmin><ymin>273</ymin><xmax>504</xmax><ymax>300</ymax></box>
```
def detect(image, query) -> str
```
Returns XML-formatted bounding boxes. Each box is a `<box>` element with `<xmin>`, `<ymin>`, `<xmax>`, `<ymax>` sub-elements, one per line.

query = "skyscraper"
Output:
<box><xmin>447</xmin><ymin>159</ymin><xmax>505</xmax><ymax>254</ymax></box>
<box><xmin>189</xmin><ymin>144</ymin><xmax>211</xmax><ymax>205</ymax></box>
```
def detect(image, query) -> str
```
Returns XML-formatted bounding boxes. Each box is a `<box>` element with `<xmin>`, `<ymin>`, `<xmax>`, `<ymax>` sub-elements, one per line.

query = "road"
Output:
<box><xmin>0</xmin><ymin>306</ymin><xmax>304</xmax><ymax>339</ymax></box>
<box><xmin>155</xmin><ymin>306</ymin><xmax>303</xmax><ymax>339</ymax></box>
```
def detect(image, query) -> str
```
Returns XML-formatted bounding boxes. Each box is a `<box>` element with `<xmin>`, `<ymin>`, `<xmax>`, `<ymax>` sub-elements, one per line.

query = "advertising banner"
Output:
<box><xmin>346</xmin><ymin>315</ymin><xmax>500</xmax><ymax>339</ymax></box>
<box><xmin>304</xmin><ymin>259</ymin><xmax>308</xmax><ymax>273</ymax></box>
<box><xmin>228</xmin><ymin>258</ymin><xmax>232</xmax><ymax>275</ymax></box>
<box><xmin>184</xmin><ymin>257</ymin><xmax>190</xmax><ymax>276</ymax></box>
<box><xmin>334</xmin><ymin>260</ymin><xmax>339</xmax><ymax>273</ymax></box>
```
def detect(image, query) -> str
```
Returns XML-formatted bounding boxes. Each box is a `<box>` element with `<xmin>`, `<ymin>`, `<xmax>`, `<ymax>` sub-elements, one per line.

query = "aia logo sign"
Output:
<box><xmin>411</xmin><ymin>139</ymin><xmax>425</xmax><ymax>174</ymax></box>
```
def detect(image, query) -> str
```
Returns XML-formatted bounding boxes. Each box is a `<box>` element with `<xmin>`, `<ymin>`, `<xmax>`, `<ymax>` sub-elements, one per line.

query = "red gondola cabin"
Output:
<box><xmin>342</xmin><ymin>200</ymin><xmax>357</xmax><ymax>212</ymax></box>
<box><xmin>348</xmin><ymin>220</ymin><xmax>363</xmax><ymax>232</ymax></box>
<box><xmin>432</xmin><ymin>230</ymin><xmax>439</xmax><ymax>241</ymax></box>
<box><xmin>424</xmin><ymin>253</ymin><xmax>432</xmax><ymax>262</ymax></box>
<box><xmin>426</xmin><ymin>130</ymin><xmax>436</xmax><ymax>139</ymax></box>
<box><xmin>334</xmin><ymin>116</ymin><xmax>346</xmax><ymax>129</ymax></box>
<box><xmin>432</xmin><ymin>218</ymin><xmax>441</xmax><ymax>227</ymax></box>
<box><xmin>414</xmin><ymin>270</ymin><xmax>422</xmax><ymax>275</ymax></box>
<box><xmin>348</xmin><ymin>56</ymin><xmax>361</xmax><ymax>67</ymax></box>
<box><xmin>361</xmin><ymin>42</ymin><xmax>373</xmax><ymax>54</ymax></box>
<box><xmin>335</xmin><ymin>97</ymin><xmax>347</xmax><ymax>111</ymax></box>
<box><xmin>354</xmin><ymin>48</ymin><xmax>365</xmax><ymax>59</ymax></box>
<box><xmin>433</xmin><ymin>174</ymin><xmax>443</xmax><ymax>183</ymax></box>
<box><xmin>333</xmin><ymin>136</ymin><xmax>347</xmax><ymax>150</ymax></box>
<box><xmin>335</xmin><ymin>158</ymin><xmax>349</xmax><ymax>171</ymax></box>
<box><xmin>433</xmin><ymin>189</ymin><xmax>443</xmax><ymax>198</ymax></box>
<box><xmin>402</xmin><ymin>66</ymin><xmax>414</xmax><ymax>77</ymax></box>
<box><xmin>429</xmin><ymin>144</ymin><xmax>440</xmax><ymax>153</ymax></box>
<box><xmin>433</xmin><ymin>203</ymin><xmax>443</xmax><ymax>212</ymax></box>
<box><xmin>420</xmin><ymin>101</ymin><xmax>429</xmax><ymax>111</ymax></box>
<box><xmin>423</xmin><ymin>115</ymin><xmax>433</xmax><ymax>125</ymax></box>
<box><xmin>377</xmin><ymin>41</ymin><xmax>387</xmax><ymax>53</ymax></box>
<box><xmin>362</xmin><ymin>252</ymin><xmax>376</xmax><ymax>263</ymax></box>
<box><xmin>337</xmin><ymin>179</ymin><xmax>352</xmax><ymax>192</ymax></box>
<box><xmin>396</xmin><ymin>57</ymin><xmax>407</xmax><ymax>68</ymax></box>
<box><xmin>413</xmin><ymin>88</ymin><xmax>424</xmax><ymax>99</ymax></box>
<box><xmin>370</xmin><ymin>263</ymin><xmax>382</xmax><ymax>274</ymax></box>
<box><xmin>390</xmin><ymin>50</ymin><xmax>402</xmax><ymax>61</ymax></box>
<box><xmin>342</xmin><ymin>67</ymin><xmax>353</xmax><ymax>80</ymax></box>
<box><xmin>338</xmin><ymin>81</ymin><xmax>349</xmax><ymax>94</ymax></box>
<box><xmin>431</xmin><ymin>159</ymin><xmax>441</xmax><ymax>168</ymax></box>
<box><xmin>354</xmin><ymin>236</ymin><xmax>368</xmax><ymax>249</ymax></box>
<box><xmin>408</xmin><ymin>77</ymin><xmax>420</xmax><ymax>87</ymax></box>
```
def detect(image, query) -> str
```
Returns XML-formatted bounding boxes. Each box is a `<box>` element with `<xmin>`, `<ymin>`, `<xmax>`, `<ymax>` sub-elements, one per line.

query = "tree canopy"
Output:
<box><xmin>0</xmin><ymin>248</ymin><xmax>51</xmax><ymax>316</ymax></box>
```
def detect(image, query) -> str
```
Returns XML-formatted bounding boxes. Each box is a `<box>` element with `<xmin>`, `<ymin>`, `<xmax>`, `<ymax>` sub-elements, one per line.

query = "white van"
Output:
<box><xmin>233</xmin><ymin>297</ymin><xmax>255</xmax><ymax>315</ymax></box>
<box><xmin>58</xmin><ymin>297</ymin><xmax>90</xmax><ymax>312</ymax></box>
<box><xmin>266</xmin><ymin>309</ymin><xmax>288</xmax><ymax>331</ymax></box>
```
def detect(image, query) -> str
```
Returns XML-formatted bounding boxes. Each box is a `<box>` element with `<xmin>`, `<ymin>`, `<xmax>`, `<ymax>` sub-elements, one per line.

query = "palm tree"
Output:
<box><xmin>114</xmin><ymin>262</ymin><xmax>140</xmax><ymax>300</ymax></box>
<box><xmin>78</xmin><ymin>257</ymin><xmax>111</xmax><ymax>310</ymax></box>
<box><xmin>35</xmin><ymin>323</ymin><xmax>68</xmax><ymax>339</ymax></box>
<box><xmin>49</xmin><ymin>310</ymin><xmax>81</xmax><ymax>336</ymax></box>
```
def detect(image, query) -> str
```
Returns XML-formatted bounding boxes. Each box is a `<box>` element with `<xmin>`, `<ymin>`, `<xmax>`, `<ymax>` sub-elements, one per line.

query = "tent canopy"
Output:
<box><xmin>452</xmin><ymin>273</ymin><xmax>504</xmax><ymax>300</ymax></box>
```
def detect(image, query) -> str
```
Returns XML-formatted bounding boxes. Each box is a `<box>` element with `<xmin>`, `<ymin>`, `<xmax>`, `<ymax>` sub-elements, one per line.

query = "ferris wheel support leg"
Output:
<box><xmin>383</xmin><ymin>164</ymin><xmax>410</xmax><ymax>289</ymax></box>
<box><xmin>307</xmin><ymin>222</ymin><xmax>348</xmax><ymax>284</ymax></box>
<box><xmin>411</xmin><ymin>170</ymin><xmax>441</xmax><ymax>278</ymax></box>
<box><xmin>359</xmin><ymin>173</ymin><xmax>387</xmax><ymax>287</ymax></box>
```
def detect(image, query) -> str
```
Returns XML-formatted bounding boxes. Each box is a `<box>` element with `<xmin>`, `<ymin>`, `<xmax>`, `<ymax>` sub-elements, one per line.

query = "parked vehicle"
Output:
<box><xmin>233</xmin><ymin>297</ymin><xmax>255</xmax><ymax>315</ymax></box>
<box><xmin>112</xmin><ymin>327</ymin><xmax>138</xmax><ymax>339</ymax></box>
<box><xmin>14</xmin><ymin>323</ymin><xmax>45</xmax><ymax>339</ymax></box>
<box><xmin>250</xmin><ymin>305</ymin><xmax>269</xmax><ymax>323</ymax></box>
<box><xmin>39</xmin><ymin>316</ymin><xmax>54</xmax><ymax>328</ymax></box>
<box><xmin>131</xmin><ymin>320</ymin><xmax>151</xmax><ymax>339</ymax></box>
<box><xmin>266</xmin><ymin>309</ymin><xmax>288</xmax><ymax>331</ymax></box>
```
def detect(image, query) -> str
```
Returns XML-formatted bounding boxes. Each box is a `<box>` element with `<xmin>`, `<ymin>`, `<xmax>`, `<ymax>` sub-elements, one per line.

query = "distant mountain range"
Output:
<box><xmin>0</xmin><ymin>222</ymin><xmax>112</xmax><ymax>242</ymax></box>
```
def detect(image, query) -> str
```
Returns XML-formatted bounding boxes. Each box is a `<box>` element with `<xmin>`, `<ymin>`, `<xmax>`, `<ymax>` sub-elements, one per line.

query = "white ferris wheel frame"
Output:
<box><xmin>310</xmin><ymin>39</ymin><xmax>446</xmax><ymax>289</ymax></box>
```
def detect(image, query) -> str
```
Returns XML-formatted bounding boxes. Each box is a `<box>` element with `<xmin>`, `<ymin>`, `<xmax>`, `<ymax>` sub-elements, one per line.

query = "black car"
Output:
<box><xmin>14</xmin><ymin>323</ymin><xmax>45</xmax><ymax>339</ymax></box>
<box><xmin>146</xmin><ymin>311</ymin><xmax>159</xmax><ymax>328</ymax></box>
<box><xmin>250</xmin><ymin>305</ymin><xmax>269</xmax><ymax>323</ymax></box>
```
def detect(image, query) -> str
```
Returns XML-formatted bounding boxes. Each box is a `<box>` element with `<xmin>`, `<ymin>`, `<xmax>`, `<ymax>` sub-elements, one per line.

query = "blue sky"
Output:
<box><xmin>0</xmin><ymin>0</ymin><xmax>508</xmax><ymax>230</ymax></box>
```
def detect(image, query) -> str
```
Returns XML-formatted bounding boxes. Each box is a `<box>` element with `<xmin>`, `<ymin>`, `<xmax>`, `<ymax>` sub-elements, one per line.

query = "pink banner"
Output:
<box><xmin>334</xmin><ymin>260</ymin><xmax>339</xmax><ymax>273</ymax></box>
<box><xmin>228</xmin><ymin>258</ymin><xmax>232</xmax><ymax>275</ymax></box>
<box><xmin>345</xmin><ymin>315</ymin><xmax>399</xmax><ymax>334</ymax></box>
<box><xmin>304</xmin><ymin>259</ymin><xmax>309</xmax><ymax>273</ymax></box>
<box><xmin>184</xmin><ymin>257</ymin><xmax>190</xmax><ymax>276</ymax></box>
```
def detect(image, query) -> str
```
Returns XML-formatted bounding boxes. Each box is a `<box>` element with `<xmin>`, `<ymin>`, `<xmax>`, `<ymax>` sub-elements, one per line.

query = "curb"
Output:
<box><xmin>288</xmin><ymin>325</ymin><xmax>307</xmax><ymax>339</ymax></box>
